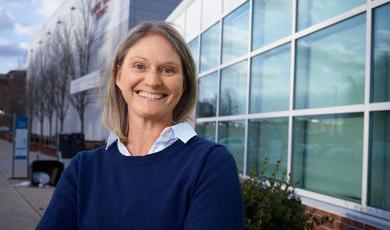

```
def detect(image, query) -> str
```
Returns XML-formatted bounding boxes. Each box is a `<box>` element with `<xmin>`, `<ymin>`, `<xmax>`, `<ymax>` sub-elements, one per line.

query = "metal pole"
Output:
<box><xmin>11</xmin><ymin>113</ymin><xmax>15</xmax><ymax>178</ymax></box>
<box><xmin>27</xmin><ymin>117</ymin><xmax>31</xmax><ymax>180</ymax></box>
<box><xmin>56</xmin><ymin>132</ymin><xmax>62</xmax><ymax>161</ymax></box>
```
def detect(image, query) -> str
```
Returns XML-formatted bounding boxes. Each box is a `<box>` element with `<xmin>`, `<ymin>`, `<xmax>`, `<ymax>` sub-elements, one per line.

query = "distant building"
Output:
<box><xmin>0</xmin><ymin>70</ymin><xmax>27</xmax><ymax>128</ymax></box>
<box><xmin>28</xmin><ymin>0</ymin><xmax>181</xmax><ymax>140</ymax></box>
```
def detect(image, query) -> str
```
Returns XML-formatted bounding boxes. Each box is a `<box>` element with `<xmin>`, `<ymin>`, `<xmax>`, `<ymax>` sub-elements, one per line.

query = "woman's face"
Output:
<box><xmin>115</xmin><ymin>34</ymin><xmax>184</xmax><ymax>123</ymax></box>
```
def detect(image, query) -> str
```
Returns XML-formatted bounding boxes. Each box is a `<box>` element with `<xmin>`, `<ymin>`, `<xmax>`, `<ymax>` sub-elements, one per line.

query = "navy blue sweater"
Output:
<box><xmin>36</xmin><ymin>136</ymin><xmax>244</xmax><ymax>230</ymax></box>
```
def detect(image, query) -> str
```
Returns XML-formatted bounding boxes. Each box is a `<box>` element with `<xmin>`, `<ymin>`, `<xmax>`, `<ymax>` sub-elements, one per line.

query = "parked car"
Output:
<box><xmin>0</xmin><ymin>126</ymin><xmax>10</xmax><ymax>133</ymax></box>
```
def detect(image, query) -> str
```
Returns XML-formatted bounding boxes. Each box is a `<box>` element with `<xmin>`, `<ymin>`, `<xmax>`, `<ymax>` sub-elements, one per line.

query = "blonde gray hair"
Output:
<box><xmin>102</xmin><ymin>21</ymin><xmax>198</xmax><ymax>142</ymax></box>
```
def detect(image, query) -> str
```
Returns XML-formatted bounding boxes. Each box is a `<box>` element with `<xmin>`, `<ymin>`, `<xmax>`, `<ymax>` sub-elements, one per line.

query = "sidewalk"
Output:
<box><xmin>0</xmin><ymin>139</ymin><xmax>56</xmax><ymax>230</ymax></box>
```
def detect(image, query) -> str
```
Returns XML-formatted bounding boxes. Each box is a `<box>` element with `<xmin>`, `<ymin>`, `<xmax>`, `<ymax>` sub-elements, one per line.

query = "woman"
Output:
<box><xmin>37</xmin><ymin>22</ymin><xmax>243</xmax><ymax>230</ymax></box>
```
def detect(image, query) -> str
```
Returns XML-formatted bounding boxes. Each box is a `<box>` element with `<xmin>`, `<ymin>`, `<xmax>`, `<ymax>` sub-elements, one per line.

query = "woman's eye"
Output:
<box><xmin>133</xmin><ymin>63</ymin><xmax>145</xmax><ymax>70</ymax></box>
<box><xmin>162</xmin><ymin>67</ymin><xmax>174</xmax><ymax>74</ymax></box>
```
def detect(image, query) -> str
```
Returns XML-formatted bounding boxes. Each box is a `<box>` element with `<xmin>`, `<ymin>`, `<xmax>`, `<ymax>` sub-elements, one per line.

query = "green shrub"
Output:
<box><xmin>241</xmin><ymin>159</ymin><xmax>332</xmax><ymax>230</ymax></box>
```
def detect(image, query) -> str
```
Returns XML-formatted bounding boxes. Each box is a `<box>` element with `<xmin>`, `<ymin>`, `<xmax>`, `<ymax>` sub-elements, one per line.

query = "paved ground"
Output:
<box><xmin>0</xmin><ymin>139</ymin><xmax>59</xmax><ymax>230</ymax></box>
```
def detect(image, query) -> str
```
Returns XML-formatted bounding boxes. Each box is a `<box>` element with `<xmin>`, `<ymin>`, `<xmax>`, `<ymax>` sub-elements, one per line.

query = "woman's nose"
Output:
<box><xmin>144</xmin><ymin>70</ymin><xmax>162</xmax><ymax>87</ymax></box>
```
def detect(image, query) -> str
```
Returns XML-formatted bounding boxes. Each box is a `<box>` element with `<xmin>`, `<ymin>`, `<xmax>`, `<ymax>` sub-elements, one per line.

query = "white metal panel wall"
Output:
<box><xmin>185</xmin><ymin>0</ymin><xmax>201</xmax><ymax>41</ymax></box>
<box><xmin>166</xmin><ymin>0</ymin><xmax>250</xmax><ymax>43</ymax></box>
<box><xmin>223</xmin><ymin>0</ymin><xmax>247</xmax><ymax>16</ymax></box>
<box><xmin>172</xmin><ymin>13</ymin><xmax>186</xmax><ymax>36</ymax></box>
<box><xmin>202</xmin><ymin>0</ymin><xmax>222</xmax><ymax>30</ymax></box>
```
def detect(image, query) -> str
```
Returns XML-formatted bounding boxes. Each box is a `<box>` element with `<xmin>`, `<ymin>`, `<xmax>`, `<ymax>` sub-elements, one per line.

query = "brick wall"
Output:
<box><xmin>308</xmin><ymin>206</ymin><xmax>383</xmax><ymax>230</ymax></box>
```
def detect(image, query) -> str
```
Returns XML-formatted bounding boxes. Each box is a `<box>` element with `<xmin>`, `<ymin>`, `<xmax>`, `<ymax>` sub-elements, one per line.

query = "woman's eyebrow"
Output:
<box><xmin>128</xmin><ymin>56</ymin><xmax>180</xmax><ymax>65</ymax></box>
<box><xmin>160</xmin><ymin>61</ymin><xmax>180</xmax><ymax>66</ymax></box>
<box><xmin>127</xmin><ymin>56</ymin><xmax>147</xmax><ymax>61</ymax></box>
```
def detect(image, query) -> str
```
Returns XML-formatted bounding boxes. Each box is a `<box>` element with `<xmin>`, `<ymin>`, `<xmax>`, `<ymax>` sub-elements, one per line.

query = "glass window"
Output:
<box><xmin>371</xmin><ymin>3</ymin><xmax>390</xmax><ymax>103</ymax></box>
<box><xmin>368</xmin><ymin>111</ymin><xmax>390</xmax><ymax>211</ymax></box>
<box><xmin>197</xmin><ymin>72</ymin><xmax>218</xmax><ymax>118</ymax></box>
<box><xmin>252</xmin><ymin>0</ymin><xmax>291</xmax><ymax>50</ymax></box>
<box><xmin>188</xmin><ymin>37</ymin><xmax>199</xmax><ymax>71</ymax></box>
<box><xmin>200</xmin><ymin>22</ymin><xmax>220</xmax><ymax>73</ymax></box>
<box><xmin>250</xmin><ymin>44</ymin><xmax>290</xmax><ymax>113</ymax></box>
<box><xmin>195</xmin><ymin>122</ymin><xmax>216</xmax><ymax>142</ymax></box>
<box><xmin>297</xmin><ymin>0</ymin><xmax>364</xmax><ymax>31</ymax></box>
<box><xmin>295</xmin><ymin>14</ymin><xmax>365</xmax><ymax>109</ymax></box>
<box><xmin>292</xmin><ymin>113</ymin><xmax>363</xmax><ymax>202</ymax></box>
<box><xmin>218</xmin><ymin>120</ymin><xmax>245</xmax><ymax>173</ymax></box>
<box><xmin>220</xmin><ymin>61</ymin><xmax>247</xmax><ymax>116</ymax></box>
<box><xmin>248</xmin><ymin>118</ymin><xmax>288</xmax><ymax>179</ymax></box>
<box><xmin>222</xmin><ymin>2</ymin><xmax>249</xmax><ymax>64</ymax></box>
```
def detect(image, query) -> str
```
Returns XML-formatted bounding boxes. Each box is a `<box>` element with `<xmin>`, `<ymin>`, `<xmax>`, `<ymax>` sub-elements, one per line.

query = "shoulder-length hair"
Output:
<box><xmin>101</xmin><ymin>21</ymin><xmax>198</xmax><ymax>142</ymax></box>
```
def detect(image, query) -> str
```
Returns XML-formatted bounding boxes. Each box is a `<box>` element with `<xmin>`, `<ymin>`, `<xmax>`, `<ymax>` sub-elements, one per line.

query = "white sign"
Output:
<box><xmin>15</xmin><ymin>129</ymin><xmax>28</xmax><ymax>159</ymax></box>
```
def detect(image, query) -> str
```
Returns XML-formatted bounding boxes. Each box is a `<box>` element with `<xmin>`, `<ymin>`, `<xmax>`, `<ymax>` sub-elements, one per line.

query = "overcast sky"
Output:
<box><xmin>0</xmin><ymin>0</ymin><xmax>61</xmax><ymax>73</ymax></box>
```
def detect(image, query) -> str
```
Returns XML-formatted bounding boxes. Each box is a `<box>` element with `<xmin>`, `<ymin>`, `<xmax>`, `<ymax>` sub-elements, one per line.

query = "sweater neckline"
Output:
<box><xmin>108</xmin><ymin>137</ymin><xmax>192</xmax><ymax>166</ymax></box>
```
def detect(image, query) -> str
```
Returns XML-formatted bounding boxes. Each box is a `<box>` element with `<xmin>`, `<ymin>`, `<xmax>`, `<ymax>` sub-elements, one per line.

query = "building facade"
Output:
<box><xmin>0</xmin><ymin>70</ymin><xmax>27</xmax><ymax>129</ymax></box>
<box><xmin>28</xmin><ymin>0</ymin><xmax>181</xmax><ymax>140</ymax></box>
<box><xmin>166</xmin><ymin>0</ymin><xmax>390</xmax><ymax>228</ymax></box>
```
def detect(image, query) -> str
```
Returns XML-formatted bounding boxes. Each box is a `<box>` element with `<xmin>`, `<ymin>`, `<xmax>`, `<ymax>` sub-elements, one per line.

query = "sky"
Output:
<box><xmin>0</xmin><ymin>0</ymin><xmax>61</xmax><ymax>73</ymax></box>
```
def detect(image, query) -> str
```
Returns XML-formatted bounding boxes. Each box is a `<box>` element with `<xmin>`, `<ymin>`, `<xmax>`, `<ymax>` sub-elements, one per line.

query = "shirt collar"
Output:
<box><xmin>105</xmin><ymin>121</ymin><xmax>196</xmax><ymax>150</ymax></box>
<box><xmin>168</xmin><ymin>122</ymin><xmax>196</xmax><ymax>143</ymax></box>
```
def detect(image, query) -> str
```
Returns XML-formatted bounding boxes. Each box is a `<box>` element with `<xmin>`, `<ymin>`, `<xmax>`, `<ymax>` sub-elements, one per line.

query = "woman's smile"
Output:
<box><xmin>136</xmin><ymin>90</ymin><xmax>167</xmax><ymax>100</ymax></box>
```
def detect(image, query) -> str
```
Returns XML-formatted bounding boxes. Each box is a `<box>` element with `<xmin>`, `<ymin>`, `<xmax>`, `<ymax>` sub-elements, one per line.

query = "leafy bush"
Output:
<box><xmin>241</xmin><ymin>159</ymin><xmax>332</xmax><ymax>230</ymax></box>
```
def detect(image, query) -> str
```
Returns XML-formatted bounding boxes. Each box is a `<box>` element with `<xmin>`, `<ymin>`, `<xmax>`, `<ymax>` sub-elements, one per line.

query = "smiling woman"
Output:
<box><xmin>115</xmin><ymin>35</ymin><xmax>184</xmax><ymax>135</ymax></box>
<box><xmin>36</xmin><ymin>21</ymin><xmax>244</xmax><ymax>230</ymax></box>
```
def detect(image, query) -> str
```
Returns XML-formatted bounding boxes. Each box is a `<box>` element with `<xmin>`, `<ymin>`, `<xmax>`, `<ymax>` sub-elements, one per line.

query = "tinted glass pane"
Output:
<box><xmin>295</xmin><ymin>15</ymin><xmax>365</xmax><ymax>109</ymax></box>
<box><xmin>188</xmin><ymin>37</ymin><xmax>199</xmax><ymax>71</ymax></box>
<box><xmin>369</xmin><ymin>111</ymin><xmax>390</xmax><ymax>211</ymax></box>
<box><xmin>298</xmin><ymin>0</ymin><xmax>364</xmax><ymax>30</ymax></box>
<box><xmin>220</xmin><ymin>61</ymin><xmax>247</xmax><ymax>116</ymax></box>
<box><xmin>250</xmin><ymin>44</ymin><xmax>290</xmax><ymax>113</ymax></box>
<box><xmin>197</xmin><ymin>72</ymin><xmax>218</xmax><ymax>117</ymax></box>
<box><xmin>248</xmin><ymin>118</ymin><xmax>288</xmax><ymax>179</ymax></box>
<box><xmin>218</xmin><ymin>120</ymin><xmax>245</xmax><ymax>173</ymax></box>
<box><xmin>371</xmin><ymin>3</ymin><xmax>390</xmax><ymax>103</ymax></box>
<box><xmin>222</xmin><ymin>2</ymin><xmax>249</xmax><ymax>64</ymax></box>
<box><xmin>200</xmin><ymin>22</ymin><xmax>220</xmax><ymax>72</ymax></box>
<box><xmin>292</xmin><ymin>113</ymin><xmax>363</xmax><ymax>202</ymax></box>
<box><xmin>252</xmin><ymin>0</ymin><xmax>291</xmax><ymax>50</ymax></box>
<box><xmin>195</xmin><ymin>122</ymin><xmax>216</xmax><ymax>142</ymax></box>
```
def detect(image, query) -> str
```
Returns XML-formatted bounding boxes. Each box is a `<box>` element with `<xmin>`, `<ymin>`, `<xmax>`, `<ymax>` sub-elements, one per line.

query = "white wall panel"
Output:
<box><xmin>185</xmin><ymin>0</ymin><xmax>201</xmax><ymax>41</ymax></box>
<box><xmin>201</xmin><ymin>0</ymin><xmax>222</xmax><ymax>31</ymax></box>
<box><xmin>223</xmin><ymin>0</ymin><xmax>246</xmax><ymax>16</ymax></box>
<box><xmin>173</xmin><ymin>13</ymin><xmax>186</xmax><ymax>37</ymax></box>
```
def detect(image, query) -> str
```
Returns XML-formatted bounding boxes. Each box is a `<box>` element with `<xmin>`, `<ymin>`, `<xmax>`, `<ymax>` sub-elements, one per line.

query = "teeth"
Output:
<box><xmin>137</xmin><ymin>91</ymin><xmax>165</xmax><ymax>100</ymax></box>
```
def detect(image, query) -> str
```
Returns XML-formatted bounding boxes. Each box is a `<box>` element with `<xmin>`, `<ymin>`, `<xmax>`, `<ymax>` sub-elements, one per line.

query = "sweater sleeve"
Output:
<box><xmin>184</xmin><ymin>146</ymin><xmax>244</xmax><ymax>230</ymax></box>
<box><xmin>36</xmin><ymin>154</ymin><xmax>79</xmax><ymax>230</ymax></box>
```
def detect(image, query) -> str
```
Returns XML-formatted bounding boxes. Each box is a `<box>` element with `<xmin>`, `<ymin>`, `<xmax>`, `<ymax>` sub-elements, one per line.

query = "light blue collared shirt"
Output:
<box><xmin>105</xmin><ymin>122</ymin><xmax>197</xmax><ymax>156</ymax></box>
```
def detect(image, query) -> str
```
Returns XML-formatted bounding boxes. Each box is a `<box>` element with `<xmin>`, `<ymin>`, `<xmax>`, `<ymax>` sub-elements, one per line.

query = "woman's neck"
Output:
<box><xmin>125</xmin><ymin>117</ymin><xmax>172</xmax><ymax>156</ymax></box>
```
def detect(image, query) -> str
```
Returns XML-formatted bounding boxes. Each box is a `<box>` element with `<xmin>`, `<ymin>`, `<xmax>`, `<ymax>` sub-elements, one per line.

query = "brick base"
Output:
<box><xmin>306</xmin><ymin>206</ymin><xmax>383</xmax><ymax>230</ymax></box>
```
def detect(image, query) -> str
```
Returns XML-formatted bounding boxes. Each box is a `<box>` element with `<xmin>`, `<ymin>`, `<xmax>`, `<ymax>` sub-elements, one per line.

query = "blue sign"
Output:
<box><xmin>15</xmin><ymin>116</ymin><xmax>28</xmax><ymax>129</ymax></box>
